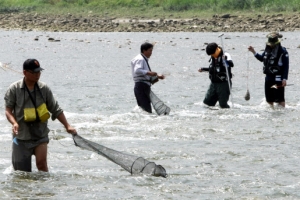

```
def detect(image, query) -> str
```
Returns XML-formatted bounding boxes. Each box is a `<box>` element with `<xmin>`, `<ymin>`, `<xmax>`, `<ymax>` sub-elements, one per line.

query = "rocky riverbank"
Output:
<box><xmin>0</xmin><ymin>12</ymin><xmax>300</xmax><ymax>32</ymax></box>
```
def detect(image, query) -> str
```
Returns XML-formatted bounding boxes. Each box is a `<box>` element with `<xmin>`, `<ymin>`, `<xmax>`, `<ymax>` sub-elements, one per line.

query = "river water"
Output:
<box><xmin>0</xmin><ymin>30</ymin><xmax>300</xmax><ymax>199</ymax></box>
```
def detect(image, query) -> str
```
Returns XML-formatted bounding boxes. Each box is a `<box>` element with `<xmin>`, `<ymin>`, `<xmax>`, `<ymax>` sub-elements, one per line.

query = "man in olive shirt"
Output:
<box><xmin>4</xmin><ymin>59</ymin><xmax>77</xmax><ymax>172</ymax></box>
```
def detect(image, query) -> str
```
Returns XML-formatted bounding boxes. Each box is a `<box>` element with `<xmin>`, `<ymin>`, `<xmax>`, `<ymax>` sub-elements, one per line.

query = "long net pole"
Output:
<box><xmin>218</xmin><ymin>33</ymin><xmax>234</xmax><ymax>108</ymax></box>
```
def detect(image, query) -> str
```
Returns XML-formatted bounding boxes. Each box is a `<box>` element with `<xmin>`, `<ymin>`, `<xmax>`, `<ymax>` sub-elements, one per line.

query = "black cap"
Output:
<box><xmin>23</xmin><ymin>59</ymin><xmax>44</xmax><ymax>72</ymax></box>
<box><xmin>206</xmin><ymin>43</ymin><xmax>218</xmax><ymax>55</ymax></box>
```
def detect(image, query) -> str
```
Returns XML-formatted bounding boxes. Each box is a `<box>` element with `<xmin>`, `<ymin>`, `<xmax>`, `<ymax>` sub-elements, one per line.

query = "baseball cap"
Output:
<box><xmin>23</xmin><ymin>59</ymin><xmax>44</xmax><ymax>72</ymax></box>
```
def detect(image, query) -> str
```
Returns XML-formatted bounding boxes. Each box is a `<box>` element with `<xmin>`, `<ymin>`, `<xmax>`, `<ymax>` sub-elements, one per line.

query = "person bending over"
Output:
<box><xmin>198</xmin><ymin>42</ymin><xmax>234</xmax><ymax>108</ymax></box>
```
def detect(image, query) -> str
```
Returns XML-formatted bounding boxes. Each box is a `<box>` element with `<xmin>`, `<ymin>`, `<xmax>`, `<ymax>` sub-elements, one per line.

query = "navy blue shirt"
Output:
<box><xmin>254</xmin><ymin>45</ymin><xmax>289</xmax><ymax>82</ymax></box>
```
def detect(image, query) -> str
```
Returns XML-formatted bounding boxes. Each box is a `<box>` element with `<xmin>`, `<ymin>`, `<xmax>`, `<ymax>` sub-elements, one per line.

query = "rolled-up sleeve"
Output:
<box><xmin>4</xmin><ymin>86</ymin><xmax>16</xmax><ymax>108</ymax></box>
<box><xmin>44</xmin><ymin>85</ymin><xmax>63</xmax><ymax>120</ymax></box>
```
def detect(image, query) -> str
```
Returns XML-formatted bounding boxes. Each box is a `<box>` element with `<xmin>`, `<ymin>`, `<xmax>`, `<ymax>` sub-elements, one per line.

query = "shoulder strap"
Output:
<box><xmin>141</xmin><ymin>54</ymin><xmax>152</xmax><ymax>71</ymax></box>
<box><xmin>23</xmin><ymin>80</ymin><xmax>41</xmax><ymax>122</ymax></box>
<box><xmin>24</xmin><ymin>81</ymin><xmax>46</xmax><ymax>108</ymax></box>
<box><xmin>35</xmin><ymin>83</ymin><xmax>46</xmax><ymax>103</ymax></box>
<box><xmin>24</xmin><ymin>80</ymin><xmax>37</xmax><ymax>108</ymax></box>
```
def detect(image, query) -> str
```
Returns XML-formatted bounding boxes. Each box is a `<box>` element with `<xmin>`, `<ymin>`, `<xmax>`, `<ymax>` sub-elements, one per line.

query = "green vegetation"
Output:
<box><xmin>0</xmin><ymin>0</ymin><xmax>299</xmax><ymax>18</ymax></box>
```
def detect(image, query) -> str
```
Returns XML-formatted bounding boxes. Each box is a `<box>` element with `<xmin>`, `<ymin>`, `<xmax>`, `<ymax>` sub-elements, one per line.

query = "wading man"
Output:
<box><xmin>4</xmin><ymin>59</ymin><xmax>77</xmax><ymax>172</ymax></box>
<box><xmin>198</xmin><ymin>42</ymin><xmax>234</xmax><ymax>108</ymax></box>
<box><xmin>131</xmin><ymin>42</ymin><xmax>165</xmax><ymax>113</ymax></box>
<box><xmin>248</xmin><ymin>32</ymin><xmax>289</xmax><ymax>108</ymax></box>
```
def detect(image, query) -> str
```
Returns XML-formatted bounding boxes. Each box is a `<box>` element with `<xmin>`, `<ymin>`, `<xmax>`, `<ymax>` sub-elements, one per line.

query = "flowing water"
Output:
<box><xmin>0</xmin><ymin>30</ymin><xmax>300</xmax><ymax>199</ymax></box>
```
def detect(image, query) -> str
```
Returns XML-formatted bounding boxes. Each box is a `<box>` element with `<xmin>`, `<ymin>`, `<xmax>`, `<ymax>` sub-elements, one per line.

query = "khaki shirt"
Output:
<box><xmin>4</xmin><ymin>79</ymin><xmax>63</xmax><ymax>140</ymax></box>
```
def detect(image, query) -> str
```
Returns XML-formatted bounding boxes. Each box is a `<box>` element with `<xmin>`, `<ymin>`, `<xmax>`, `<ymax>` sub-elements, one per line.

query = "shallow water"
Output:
<box><xmin>0</xmin><ymin>30</ymin><xmax>300</xmax><ymax>199</ymax></box>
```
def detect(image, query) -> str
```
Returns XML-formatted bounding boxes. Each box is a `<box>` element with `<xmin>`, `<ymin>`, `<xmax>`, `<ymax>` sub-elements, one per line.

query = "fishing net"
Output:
<box><xmin>149</xmin><ymin>91</ymin><xmax>170</xmax><ymax>115</ymax></box>
<box><xmin>0</xmin><ymin>62</ymin><xmax>22</xmax><ymax>74</ymax></box>
<box><xmin>73</xmin><ymin>134</ymin><xmax>167</xmax><ymax>178</ymax></box>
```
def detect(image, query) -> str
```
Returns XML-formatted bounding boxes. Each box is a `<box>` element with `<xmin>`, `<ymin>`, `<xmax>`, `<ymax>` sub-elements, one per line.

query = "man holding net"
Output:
<box><xmin>131</xmin><ymin>42</ymin><xmax>165</xmax><ymax>113</ymax></box>
<box><xmin>4</xmin><ymin>59</ymin><xmax>77</xmax><ymax>172</ymax></box>
<box><xmin>248</xmin><ymin>32</ymin><xmax>289</xmax><ymax>108</ymax></box>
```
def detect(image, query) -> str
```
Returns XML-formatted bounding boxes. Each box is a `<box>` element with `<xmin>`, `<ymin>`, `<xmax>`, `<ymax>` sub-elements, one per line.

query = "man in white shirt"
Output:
<box><xmin>131</xmin><ymin>42</ymin><xmax>165</xmax><ymax>113</ymax></box>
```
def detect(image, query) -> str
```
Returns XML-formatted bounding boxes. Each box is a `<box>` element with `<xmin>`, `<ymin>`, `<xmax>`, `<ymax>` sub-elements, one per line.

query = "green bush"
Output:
<box><xmin>1</xmin><ymin>0</ymin><xmax>300</xmax><ymax>14</ymax></box>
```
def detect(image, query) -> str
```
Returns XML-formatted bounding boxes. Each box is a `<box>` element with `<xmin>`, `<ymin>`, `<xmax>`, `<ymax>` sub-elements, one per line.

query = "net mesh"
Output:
<box><xmin>149</xmin><ymin>91</ymin><xmax>170</xmax><ymax>115</ymax></box>
<box><xmin>73</xmin><ymin>134</ymin><xmax>167</xmax><ymax>178</ymax></box>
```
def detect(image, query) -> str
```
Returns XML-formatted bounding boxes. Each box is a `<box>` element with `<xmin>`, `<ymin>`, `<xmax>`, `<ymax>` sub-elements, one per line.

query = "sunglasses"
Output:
<box><xmin>26</xmin><ymin>70</ymin><xmax>41</xmax><ymax>74</ymax></box>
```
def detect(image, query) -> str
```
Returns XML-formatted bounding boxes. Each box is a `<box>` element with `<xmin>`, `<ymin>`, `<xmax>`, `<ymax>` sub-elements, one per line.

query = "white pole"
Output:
<box><xmin>218</xmin><ymin>33</ymin><xmax>234</xmax><ymax>108</ymax></box>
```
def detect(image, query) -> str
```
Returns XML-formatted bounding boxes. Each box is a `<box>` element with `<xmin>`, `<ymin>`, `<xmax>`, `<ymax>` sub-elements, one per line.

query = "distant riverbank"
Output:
<box><xmin>1</xmin><ymin>12</ymin><xmax>300</xmax><ymax>32</ymax></box>
<box><xmin>1</xmin><ymin>0</ymin><xmax>300</xmax><ymax>32</ymax></box>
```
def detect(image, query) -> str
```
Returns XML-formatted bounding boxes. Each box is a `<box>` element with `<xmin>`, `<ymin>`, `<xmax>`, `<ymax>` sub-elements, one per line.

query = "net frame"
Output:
<box><xmin>73</xmin><ymin>134</ymin><xmax>167</xmax><ymax>178</ymax></box>
<box><xmin>149</xmin><ymin>91</ymin><xmax>170</xmax><ymax>115</ymax></box>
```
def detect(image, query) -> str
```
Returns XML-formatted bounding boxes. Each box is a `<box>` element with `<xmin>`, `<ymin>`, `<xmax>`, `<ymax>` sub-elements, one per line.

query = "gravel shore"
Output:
<box><xmin>1</xmin><ymin>12</ymin><xmax>300</xmax><ymax>32</ymax></box>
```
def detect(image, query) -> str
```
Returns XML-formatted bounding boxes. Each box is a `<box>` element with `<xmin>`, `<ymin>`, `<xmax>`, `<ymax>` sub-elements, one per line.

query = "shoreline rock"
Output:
<box><xmin>0</xmin><ymin>13</ymin><xmax>300</xmax><ymax>32</ymax></box>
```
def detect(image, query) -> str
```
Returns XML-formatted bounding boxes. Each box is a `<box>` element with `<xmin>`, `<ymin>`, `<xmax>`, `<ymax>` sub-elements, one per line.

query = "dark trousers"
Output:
<box><xmin>134</xmin><ymin>82</ymin><xmax>152</xmax><ymax>113</ymax></box>
<box><xmin>265</xmin><ymin>80</ymin><xmax>285</xmax><ymax>103</ymax></box>
<box><xmin>12</xmin><ymin>141</ymin><xmax>33</xmax><ymax>172</ymax></box>
<box><xmin>203</xmin><ymin>82</ymin><xmax>230</xmax><ymax>108</ymax></box>
<box><xmin>12</xmin><ymin>137</ymin><xmax>49</xmax><ymax>172</ymax></box>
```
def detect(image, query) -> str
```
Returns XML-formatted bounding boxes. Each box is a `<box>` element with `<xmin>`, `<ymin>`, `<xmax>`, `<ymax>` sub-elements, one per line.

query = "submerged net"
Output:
<box><xmin>73</xmin><ymin>134</ymin><xmax>167</xmax><ymax>178</ymax></box>
<box><xmin>149</xmin><ymin>91</ymin><xmax>170</xmax><ymax>115</ymax></box>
